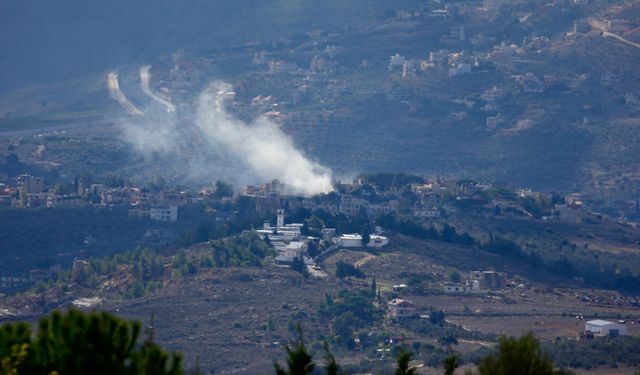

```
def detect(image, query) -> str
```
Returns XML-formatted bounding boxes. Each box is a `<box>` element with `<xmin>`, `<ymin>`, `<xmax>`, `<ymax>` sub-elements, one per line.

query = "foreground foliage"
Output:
<box><xmin>209</xmin><ymin>233</ymin><xmax>275</xmax><ymax>267</ymax></box>
<box><xmin>475</xmin><ymin>333</ymin><xmax>574</xmax><ymax>375</ymax></box>
<box><xmin>0</xmin><ymin>309</ymin><xmax>182</xmax><ymax>375</ymax></box>
<box><xmin>548</xmin><ymin>335</ymin><xmax>640</xmax><ymax>370</ymax></box>
<box><xmin>275</xmin><ymin>330</ymin><xmax>577</xmax><ymax>375</ymax></box>
<box><xmin>0</xmin><ymin>309</ymin><xmax>611</xmax><ymax>375</ymax></box>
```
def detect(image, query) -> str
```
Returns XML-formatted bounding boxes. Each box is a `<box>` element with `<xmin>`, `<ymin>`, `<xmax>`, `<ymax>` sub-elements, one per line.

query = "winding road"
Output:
<box><xmin>106</xmin><ymin>72</ymin><xmax>144</xmax><ymax>116</ymax></box>
<box><xmin>140</xmin><ymin>65</ymin><xmax>176</xmax><ymax>113</ymax></box>
<box><xmin>590</xmin><ymin>19</ymin><xmax>640</xmax><ymax>50</ymax></box>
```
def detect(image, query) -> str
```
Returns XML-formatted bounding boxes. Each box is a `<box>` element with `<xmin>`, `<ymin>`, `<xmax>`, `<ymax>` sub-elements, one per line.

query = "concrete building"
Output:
<box><xmin>47</xmin><ymin>195</ymin><xmax>88</xmax><ymax>208</ymax></box>
<box><xmin>338</xmin><ymin>234</ymin><xmax>389</xmax><ymax>248</ymax></box>
<box><xmin>274</xmin><ymin>241</ymin><xmax>305</xmax><ymax>266</ymax></box>
<box><xmin>413</xmin><ymin>206</ymin><xmax>441</xmax><ymax>218</ymax></box>
<box><xmin>339</xmin><ymin>234</ymin><xmax>364</xmax><ymax>247</ymax></box>
<box><xmin>389</xmin><ymin>54</ymin><xmax>406</xmax><ymax>70</ymax></box>
<box><xmin>448</xmin><ymin>63</ymin><xmax>471</xmax><ymax>78</ymax></box>
<box><xmin>388</xmin><ymin>298</ymin><xmax>416</xmax><ymax>318</ymax></box>
<box><xmin>443</xmin><ymin>283</ymin><xmax>466</xmax><ymax>293</ymax></box>
<box><xmin>470</xmin><ymin>270</ymin><xmax>505</xmax><ymax>290</ymax></box>
<box><xmin>585</xmin><ymin>320</ymin><xmax>628</xmax><ymax>337</ymax></box>
<box><xmin>255</xmin><ymin>217</ymin><xmax>303</xmax><ymax>241</ymax></box>
<box><xmin>150</xmin><ymin>206</ymin><xmax>178</xmax><ymax>222</ymax></box>
<box><xmin>29</xmin><ymin>268</ymin><xmax>57</xmax><ymax>283</ymax></box>
<box><xmin>130</xmin><ymin>205</ymin><xmax>178</xmax><ymax>222</ymax></box>
<box><xmin>17</xmin><ymin>174</ymin><xmax>44</xmax><ymax>194</ymax></box>
<box><xmin>0</xmin><ymin>276</ymin><xmax>28</xmax><ymax>289</ymax></box>
<box><xmin>369</xmin><ymin>234</ymin><xmax>390</xmax><ymax>248</ymax></box>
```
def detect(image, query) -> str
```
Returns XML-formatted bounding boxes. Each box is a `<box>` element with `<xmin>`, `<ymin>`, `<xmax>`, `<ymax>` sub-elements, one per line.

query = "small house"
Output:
<box><xmin>388</xmin><ymin>298</ymin><xmax>416</xmax><ymax>318</ymax></box>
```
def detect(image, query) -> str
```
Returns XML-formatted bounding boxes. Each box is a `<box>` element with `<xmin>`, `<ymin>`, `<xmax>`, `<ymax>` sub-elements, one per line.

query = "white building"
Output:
<box><xmin>254</xmin><ymin>209</ymin><xmax>306</xmax><ymax>241</ymax></box>
<box><xmin>339</xmin><ymin>234</ymin><xmax>364</xmax><ymax>247</ymax></box>
<box><xmin>369</xmin><ymin>234</ymin><xmax>390</xmax><ymax>248</ymax></box>
<box><xmin>274</xmin><ymin>241</ymin><xmax>305</xmax><ymax>266</ymax></box>
<box><xmin>413</xmin><ymin>207</ymin><xmax>440</xmax><ymax>218</ymax></box>
<box><xmin>448</xmin><ymin>63</ymin><xmax>471</xmax><ymax>78</ymax></box>
<box><xmin>584</xmin><ymin>320</ymin><xmax>628</xmax><ymax>337</ymax></box>
<box><xmin>150</xmin><ymin>205</ymin><xmax>178</xmax><ymax>222</ymax></box>
<box><xmin>443</xmin><ymin>283</ymin><xmax>466</xmax><ymax>293</ymax></box>
<box><xmin>338</xmin><ymin>234</ymin><xmax>389</xmax><ymax>248</ymax></box>
<box><xmin>389</xmin><ymin>54</ymin><xmax>406</xmax><ymax>70</ymax></box>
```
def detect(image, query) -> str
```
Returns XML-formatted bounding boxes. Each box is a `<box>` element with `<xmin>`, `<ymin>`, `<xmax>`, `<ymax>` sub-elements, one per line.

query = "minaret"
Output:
<box><xmin>276</xmin><ymin>209</ymin><xmax>285</xmax><ymax>230</ymax></box>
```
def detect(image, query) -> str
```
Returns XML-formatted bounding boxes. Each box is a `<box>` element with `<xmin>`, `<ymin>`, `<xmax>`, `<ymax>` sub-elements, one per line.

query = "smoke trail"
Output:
<box><xmin>106</xmin><ymin>72</ymin><xmax>144</xmax><ymax>116</ymax></box>
<box><xmin>140</xmin><ymin>65</ymin><xmax>176</xmax><ymax>113</ymax></box>
<box><xmin>195</xmin><ymin>82</ymin><xmax>333</xmax><ymax>196</ymax></box>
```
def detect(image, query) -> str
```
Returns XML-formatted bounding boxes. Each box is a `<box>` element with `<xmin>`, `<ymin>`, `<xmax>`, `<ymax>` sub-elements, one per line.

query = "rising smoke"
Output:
<box><xmin>196</xmin><ymin>82</ymin><xmax>333</xmax><ymax>196</ymax></box>
<box><xmin>112</xmin><ymin>69</ymin><xmax>333</xmax><ymax>196</ymax></box>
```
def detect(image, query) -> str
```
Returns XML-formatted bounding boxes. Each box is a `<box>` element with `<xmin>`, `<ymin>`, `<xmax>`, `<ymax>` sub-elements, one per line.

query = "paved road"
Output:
<box><xmin>140</xmin><ymin>65</ymin><xmax>176</xmax><ymax>113</ymax></box>
<box><xmin>107</xmin><ymin>72</ymin><xmax>143</xmax><ymax>116</ymax></box>
<box><xmin>590</xmin><ymin>19</ymin><xmax>640</xmax><ymax>50</ymax></box>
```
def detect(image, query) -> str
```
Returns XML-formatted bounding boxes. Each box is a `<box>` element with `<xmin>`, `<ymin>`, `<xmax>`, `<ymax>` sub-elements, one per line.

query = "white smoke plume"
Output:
<box><xmin>195</xmin><ymin>82</ymin><xmax>333</xmax><ymax>196</ymax></box>
<box><xmin>140</xmin><ymin>66</ymin><xmax>176</xmax><ymax>113</ymax></box>
<box><xmin>106</xmin><ymin>72</ymin><xmax>144</xmax><ymax>116</ymax></box>
<box><xmin>116</xmin><ymin>73</ymin><xmax>333</xmax><ymax>196</ymax></box>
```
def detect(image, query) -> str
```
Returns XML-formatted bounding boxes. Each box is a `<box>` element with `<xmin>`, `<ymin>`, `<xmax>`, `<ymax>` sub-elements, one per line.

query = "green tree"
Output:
<box><xmin>477</xmin><ymin>333</ymin><xmax>573</xmax><ymax>375</ymax></box>
<box><xmin>361</xmin><ymin>230</ymin><xmax>371</xmax><ymax>247</ymax></box>
<box><xmin>306</xmin><ymin>240</ymin><xmax>320</xmax><ymax>258</ymax></box>
<box><xmin>323</xmin><ymin>342</ymin><xmax>345</xmax><ymax>375</ymax></box>
<box><xmin>0</xmin><ymin>309</ymin><xmax>182</xmax><ymax>375</ymax></box>
<box><xmin>335</xmin><ymin>261</ymin><xmax>365</xmax><ymax>279</ymax></box>
<box><xmin>443</xmin><ymin>354</ymin><xmax>459</xmax><ymax>375</ymax></box>
<box><xmin>429</xmin><ymin>309</ymin><xmax>445</xmax><ymax>325</ymax></box>
<box><xmin>330</xmin><ymin>312</ymin><xmax>357</xmax><ymax>348</ymax></box>
<box><xmin>439</xmin><ymin>335</ymin><xmax>459</xmax><ymax>352</ymax></box>
<box><xmin>1</xmin><ymin>343</ymin><xmax>29</xmax><ymax>375</ymax></box>
<box><xmin>302</xmin><ymin>215</ymin><xmax>324</xmax><ymax>237</ymax></box>
<box><xmin>274</xmin><ymin>325</ymin><xmax>314</xmax><ymax>375</ymax></box>
<box><xmin>394</xmin><ymin>348</ymin><xmax>417</xmax><ymax>375</ymax></box>
<box><xmin>448</xmin><ymin>271</ymin><xmax>461</xmax><ymax>283</ymax></box>
<box><xmin>292</xmin><ymin>257</ymin><xmax>309</xmax><ymax>279</ymax></box>
<box><xmin>213</xmin><ymin>180</ymin><xmax>233</xmax><ymax>198</ymax></box>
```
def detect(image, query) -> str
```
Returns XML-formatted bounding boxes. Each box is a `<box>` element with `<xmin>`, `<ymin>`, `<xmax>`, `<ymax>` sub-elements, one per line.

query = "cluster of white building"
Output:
<box><xmin>444</xmin><ymin>270</ymin><xmax>506</xmax><ymax>294</ymax></box>
<box><xmin>254</xmin><ymin>209</ymin><xmax>311</xmax><ymax>266</ymax></box>
<box><xmin>252</xmin><ymin>209</ymin><xmax>390</xmax><ymax>266</ymax></box>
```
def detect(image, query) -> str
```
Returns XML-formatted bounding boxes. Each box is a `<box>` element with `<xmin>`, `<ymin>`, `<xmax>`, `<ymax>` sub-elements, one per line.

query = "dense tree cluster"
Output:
<box><xmin>73</xmin><ymin>248</ymin><xmax>166</xmax><ymax>299</ymax></box>
<box><xmin>274</xmin><ymin>328</ymin><xmax>576</xmax><ymax>375</ymax></box>
<box><xmin>334</xmin><ymin>261</ymin><xmax>365</xmax><ymax>279</ymax></box>
<box><xmin>476</xmin><ymin>333</ymin><xmax>574</xmax><ymax>375</ymax></box>
<box><xmin>355</xmin><ymin>173</ymin><xmax>424</xmax><ymax>192</ymax></box>
<box><xmin>377</xmin><ymin>216</ymin><xmax>475</xmax><ymax>246</ymax></box>
<box><xmin>318</xmin><ymin>290</ymin><xmax>381</xmax><ymax>349</ymax></box>
<box><xmin>209</xmin><ymin>233</ymin><xmax>275</xmax><ymax>267</ymax></box>
<box><xmin>548</xmin><ymin>336</ymin><xmax>640</xmax><ymax>369</ymax></box>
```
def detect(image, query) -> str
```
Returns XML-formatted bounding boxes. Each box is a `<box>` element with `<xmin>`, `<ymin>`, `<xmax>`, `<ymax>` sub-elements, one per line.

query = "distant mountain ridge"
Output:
<box><xmin>1</xmin><ymin>0</ymin><xmax>640</xmax><ymax>201</ymax></box>
<box><xmin>0</xmin><ymin>0</ymin><xmax>401</xmax><ymax>92</ymax></box>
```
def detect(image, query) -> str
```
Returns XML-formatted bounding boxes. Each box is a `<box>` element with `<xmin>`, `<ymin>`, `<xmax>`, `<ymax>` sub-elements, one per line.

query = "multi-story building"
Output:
<box><xmin>17</xmin><ymin>174</ymin><xmax>44</xmax><ymax>194</ymax></box>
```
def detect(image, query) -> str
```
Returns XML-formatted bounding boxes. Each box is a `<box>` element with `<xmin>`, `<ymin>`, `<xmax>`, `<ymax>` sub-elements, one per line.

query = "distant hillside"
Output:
<box><xmin>1</xmin><ymin>0</ymin><xmax>640</xmax><ymax>199</ymax></box>
<box><xmin>0</xmin><ymin>0</ymin><xmax>416</xmax><ymax>93</ymax></box>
